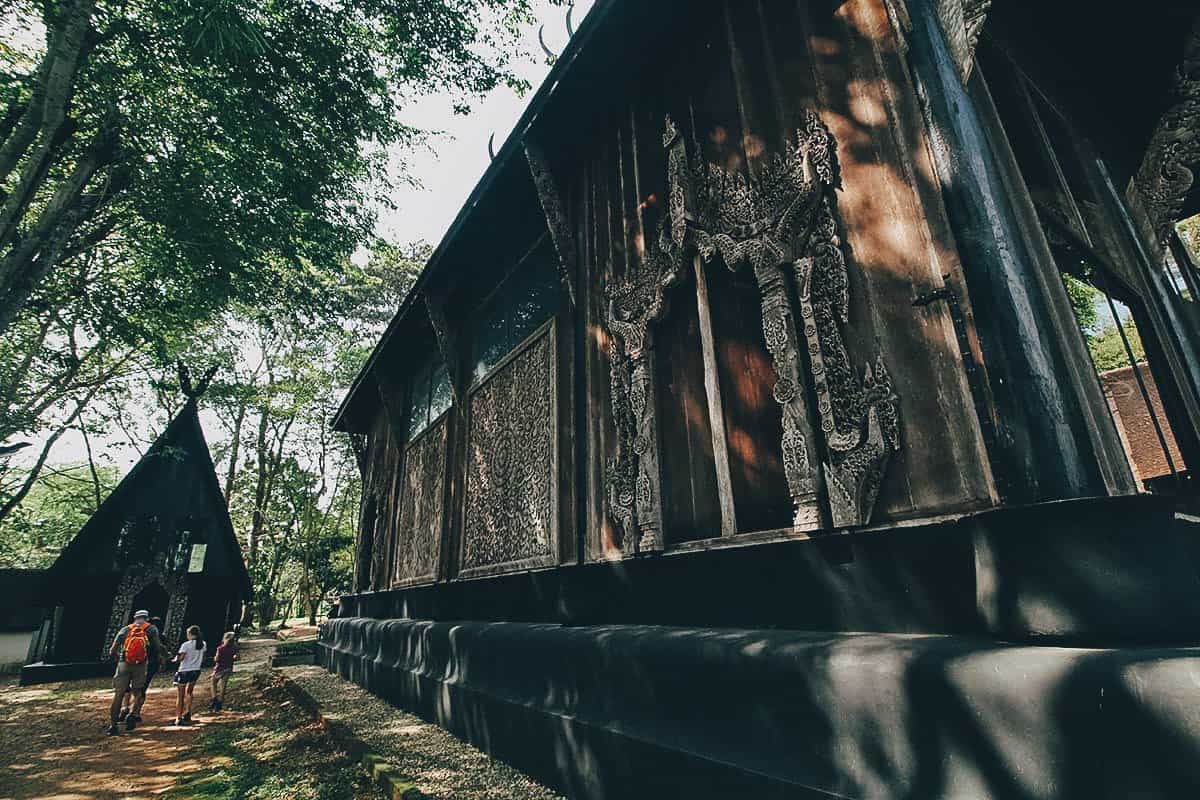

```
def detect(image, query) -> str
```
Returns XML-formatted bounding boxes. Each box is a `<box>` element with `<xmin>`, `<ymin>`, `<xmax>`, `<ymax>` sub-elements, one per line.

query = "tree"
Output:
<box><xmin>0</xmin><ymin>460</ymin><xmax>119</xmax><ymax>568</ymax></box>
<box><xmin>1064</xmin><ymin>274</ymin><xmax>1100</xmax><ymax>339</ymax></box>
<box><xmin>1089</xmin><ymin>321</ymin><xmax>1147</xmax><ymax>373</ymax></box>
<box><xmin>0</xmin><ymin>0</ymin><xmax>543</xmax><ymax>527</ymax></box>
<box><xmin>0</xmin><ymin>0</ymin><xmax>542</xmax><ymax>336</ymax></box>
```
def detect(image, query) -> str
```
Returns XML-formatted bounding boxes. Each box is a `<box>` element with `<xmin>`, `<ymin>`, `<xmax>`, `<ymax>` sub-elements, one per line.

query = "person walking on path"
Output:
<box><xmin>107</xmin><ymin>610</ymin><xmax>162</xmax><ymax>736</ymax></box>
<box><xmin>209</xmin><ymin>631</ymin><xmax>238</xmax><ymax>712</ymax></box>
<box><xmin>171</xmin><ymin>625</ymin><xmax>206</xmax><ymax>726</ymax></box>
<box><xmin>118</xmin><ymin>615</ymin><xmax>165</xmax><ymax>725</ymax></box>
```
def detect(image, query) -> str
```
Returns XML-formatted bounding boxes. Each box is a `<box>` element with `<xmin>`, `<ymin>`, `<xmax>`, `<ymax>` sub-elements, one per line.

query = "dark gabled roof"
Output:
<box><xmin>332</xmin><ymin>0</ymin><xmax>682</xmax><ymax>433</ymax></box>
<box><xmin>44</xmin><ymin>400</ymin><xmax>252</xmax><ymax>598</ymax></box>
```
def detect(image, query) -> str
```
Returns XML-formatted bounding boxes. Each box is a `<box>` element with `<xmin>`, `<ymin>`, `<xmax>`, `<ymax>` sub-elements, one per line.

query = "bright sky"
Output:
<box><xmin>32</xmin><ymin>0</ymin><xmax>595</xmax><ymax>474</ymax></box>
<box><xmin>378</xmin><ymin>0</ymin><xmax>594</xmax><ymax>245</ymax></box>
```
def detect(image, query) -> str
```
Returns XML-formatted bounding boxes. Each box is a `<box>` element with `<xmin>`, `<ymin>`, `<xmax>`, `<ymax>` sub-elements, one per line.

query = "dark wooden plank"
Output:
<box><xmin>693</xmin><ymin>256</ymin><xmax>739</xmax><ymax>536</ymax></box>
<box><xmin>806</xmin><ymin>0</ymin><xmax>997</xmax><ymax>515</ymax></box>
<box><xmin>654</xmin><ymin>273</ymin><xmax>723</xmax><ymax>544</ymax></box>
<box><xmin>704</xmin><ymin>257</ymin><xmax>794</xmax><ymax>532</ymax></box>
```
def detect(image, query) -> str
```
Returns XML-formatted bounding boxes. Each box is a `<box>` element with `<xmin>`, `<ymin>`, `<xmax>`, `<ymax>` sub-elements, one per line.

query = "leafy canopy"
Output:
<box><xmin>0</xmin><ymin>0</ymin><xmax>542</xmax><ymax>337</ymax></box>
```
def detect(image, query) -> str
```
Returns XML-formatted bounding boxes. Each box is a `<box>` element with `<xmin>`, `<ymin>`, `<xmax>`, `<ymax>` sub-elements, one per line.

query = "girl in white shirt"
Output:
<box><xmin>171</xmin><ymin>625</ymin><xmax>205</xmax><ymax>725</ymax></box>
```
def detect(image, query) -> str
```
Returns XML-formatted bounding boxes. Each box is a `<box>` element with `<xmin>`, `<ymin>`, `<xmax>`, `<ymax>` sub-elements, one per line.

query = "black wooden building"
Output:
<box><xmin>323</xmin><ymin>1</ymin><xmax>1200</xmax><ymax>797</ymax></box>
<box><xmin>23</xmin><ymin>400</ymin><xmax>250</xmax><ymax>684</ymax></box>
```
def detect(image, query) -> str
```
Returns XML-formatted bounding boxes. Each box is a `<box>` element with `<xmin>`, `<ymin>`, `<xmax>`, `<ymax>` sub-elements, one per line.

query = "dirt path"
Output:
<box><xmin>0</xmin><ymin>636</ymin><xmax>277</xmax><ymax>800</ymax></box>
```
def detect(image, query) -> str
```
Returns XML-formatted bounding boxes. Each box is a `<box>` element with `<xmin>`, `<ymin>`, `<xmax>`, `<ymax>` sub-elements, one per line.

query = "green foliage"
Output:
<box><xmin>1061</xmin><ymin>274</ymin><xmax>1146</xmax><ymax>374</ymax></box>
<box><xmin>0</xmin><ymin>0</ymin><xmax>540</xmax><ymax>504</ymax></box>
<box><xmin>0</xmin><ymin>0</ymin><xmax>542</xmax><ymax>332</ymax></box>
<box><xmin>1089</xmin><ymin>321</ymin><xmax>1146</xmax><ymax>373</ymax></box>
<box><xmin>165</xmin><ymin>673</ymin><xmax>375</xmax><ymax>800</ymax></box>
<box><xmin>1064</xmin><ymin>274</ymin><xmax>1100</xmax><ymax>338</ymax></box>
<box><xmin>0</xmin><ymin>0</ymin><xmax>535</xmax><ymax>581</ymax></box>
<box><xmin>0</xmin><ymin>461</ymin><xmax>119</xmax><ymax>568</ymax></box>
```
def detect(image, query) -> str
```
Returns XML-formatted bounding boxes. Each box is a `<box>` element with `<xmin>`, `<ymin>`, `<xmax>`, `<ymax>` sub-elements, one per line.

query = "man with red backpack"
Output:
<box><xmin>107</xmin><ymin>609</ymin><xmax>162</xmax><ymax>736</ymax></box>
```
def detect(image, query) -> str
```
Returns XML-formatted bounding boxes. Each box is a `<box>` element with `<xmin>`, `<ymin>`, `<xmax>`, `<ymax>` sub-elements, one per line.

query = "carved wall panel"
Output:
<box><xmin>102</xmin><ymin>565</ymin><xmax>188</xmax><ymax>659</ymax></box>
<box><xmin>461</xmin><ymin>324</ymin><xmax>558</xmax><ymax>576</ymax></box>
<box><xmin>393</xmin><ymin>417</ymin><xmax>447</xmax><ymax>585</ymax></box>
<box><xmin>363</xmin><ymin>413</ymin><xmax>400</xmax><ymax>589</ymax></box>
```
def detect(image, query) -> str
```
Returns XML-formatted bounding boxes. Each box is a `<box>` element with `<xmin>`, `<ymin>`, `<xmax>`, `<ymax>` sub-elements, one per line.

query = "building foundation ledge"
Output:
<box><xmin>320</xmin><ymin>617</ymin><xmax>1200</xmax><ymax>799</ymax></box>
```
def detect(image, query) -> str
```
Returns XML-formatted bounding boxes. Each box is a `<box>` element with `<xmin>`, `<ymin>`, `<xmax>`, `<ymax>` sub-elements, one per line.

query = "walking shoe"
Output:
<box><xmin>106</xmin><ymin>725</ymin><xmax>119</xmax><ymax>736</ymax></box>
<box><xmin>118</xmin><ymin>707</ymin><xmax>129</xmax><ymax>722</ymax></box>
<box><xmin>213</xmin><ymin>699</ymin><xmax>222</xmax><ymax>712</ymax></box>
<box><xmin>170</xmin><ymin>718</ymin><xmax>180</xmax><ymax>726</ymax></box>
<box><xmin>181</xmin><ymin>713</ymin><xmax>192</xmax><ymax>724</ymax></box>
<box><xmin>125</xmin><ymin>714</ymin><xmax>137</xmax><ymax>731</ymax></box>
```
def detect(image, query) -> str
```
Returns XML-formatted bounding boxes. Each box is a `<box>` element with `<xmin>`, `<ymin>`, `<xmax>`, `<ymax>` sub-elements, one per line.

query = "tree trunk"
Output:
<box><xmin>0</xmin><ymin>350</ymin><xmax>127</xmax><ymax>523</ymax></box>
<box><xmin>223</xmin><ymin>396</ymin><xmax>247</xmax><ymax>503</ymax></box>
<box><xmin>79</xmin><ymin>411</ymin><xmax>102</xmax><ymax>511</ymax></box>
<box><xmin>0</xmin><ymin>128</ymin><xmax>122</xmax><ymax>336</ymax></box>
<box><xmin>0</xmin><ymin>0</ymin><xmax>97</xmax><ymax>245</ymax></box>
<box><xmin>247</xmin><ymin>406</ymin><xmax>270</xmax><ymax>566</ymax></box>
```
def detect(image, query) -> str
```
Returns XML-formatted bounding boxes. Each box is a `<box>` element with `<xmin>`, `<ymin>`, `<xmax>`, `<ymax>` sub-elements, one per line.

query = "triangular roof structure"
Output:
<box><xmin>43</xmin><ymin>400</ymin><xmax>251</xmax><ymax>598</ymax></box>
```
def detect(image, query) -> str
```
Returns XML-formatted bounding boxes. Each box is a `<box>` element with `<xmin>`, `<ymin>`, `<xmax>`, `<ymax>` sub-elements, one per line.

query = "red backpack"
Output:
<box><xmin>124</xmin><ymin>622</ymin><xmax>150</xmax><ymax>665</ymax></box>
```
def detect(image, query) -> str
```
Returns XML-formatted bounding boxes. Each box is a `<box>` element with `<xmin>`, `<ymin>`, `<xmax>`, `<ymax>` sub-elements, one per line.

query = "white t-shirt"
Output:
<box><xmin>177</xmin><ymin>640</ymin><xmax>205</xmax><ymax>672</ymax></box>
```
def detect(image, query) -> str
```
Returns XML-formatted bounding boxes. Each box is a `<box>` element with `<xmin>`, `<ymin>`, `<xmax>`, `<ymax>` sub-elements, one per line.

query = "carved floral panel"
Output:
<box><xmin>461</xmin><ymin>324</ymin><xmax>558</xmax><ymax>575</ymax></box>
<box><xmin>393</xmin><ymin>416</ymin><xmax>447</xmax><ymax>585</ymax></box>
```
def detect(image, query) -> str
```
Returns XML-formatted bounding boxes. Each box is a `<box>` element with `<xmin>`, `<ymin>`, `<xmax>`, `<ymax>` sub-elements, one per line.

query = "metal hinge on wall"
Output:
<box><xmin>913</xmin><ymin>280</ymin><xmax>1004</xmax><ymax>476</ymax></box>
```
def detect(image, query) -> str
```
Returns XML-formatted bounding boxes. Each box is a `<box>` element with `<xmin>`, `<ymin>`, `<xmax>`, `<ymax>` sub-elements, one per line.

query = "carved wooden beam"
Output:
<box><xmin>423</xmin><ymin>289</ymin><xmax>462</xmax><ymax>403</ymax></box>
<box><xmin>895</xmin><ymin>0</ymin><xmax>990</xmax><ymax>82</ymax></box>
<box><xmin>524</xmin><ymin>138</ymin><xmax>578</xmax><ymax>306</ymax></box>
<box><xmin>1131</xmin><ymin>18</ymin><xmax>1200</xmax><ymax>247</ymax></box>
<box><xmin>374</xmin><ymin>370</ymin><xmax>409</xmax><ymax>444</ymax></box>
<box><xmin>347</xmin><ymin>432</ymin><xmax>369</xmax><ymax>480</ymax></box>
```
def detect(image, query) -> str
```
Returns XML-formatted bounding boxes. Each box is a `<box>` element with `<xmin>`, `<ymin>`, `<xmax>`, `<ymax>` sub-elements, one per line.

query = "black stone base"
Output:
<box><xmin>340</xmin><ymin>495</ymin><xmax>1200</xmax><ymax>646</ymax></box>
<box><xmin>19</xmin><ymin>660</ymin><xmax>112</xmax><ymax>686</ymax></box>
<box><xmin>322</xmin><ymin>617</ymin><xmax>1200</xmax><ymax>800</ymax></box>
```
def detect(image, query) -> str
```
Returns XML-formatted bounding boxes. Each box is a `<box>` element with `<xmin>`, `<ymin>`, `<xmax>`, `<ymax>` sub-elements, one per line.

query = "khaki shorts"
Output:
<box><xmin>113</xmin><ymin>660</ymin><xmax>148</xmax><ymax>693</ymax></box>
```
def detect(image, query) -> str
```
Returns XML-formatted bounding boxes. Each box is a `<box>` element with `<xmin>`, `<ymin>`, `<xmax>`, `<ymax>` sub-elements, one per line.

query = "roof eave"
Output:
<box><xmin>331</xmin><ymin>0</ymin><xmax>621</xmax><ymax>433</ymax></box>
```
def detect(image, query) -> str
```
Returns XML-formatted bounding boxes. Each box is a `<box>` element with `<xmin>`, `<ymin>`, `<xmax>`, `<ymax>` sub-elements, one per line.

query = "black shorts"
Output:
<box><xmin>173</xmin><ymin>669</ymin><xmax>202</xmax><ymax>685</ymax></box>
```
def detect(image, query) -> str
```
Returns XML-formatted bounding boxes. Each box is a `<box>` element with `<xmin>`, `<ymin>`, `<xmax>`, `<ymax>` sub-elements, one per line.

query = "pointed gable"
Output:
<box><xmin>42</xmin><ymin>401</ymin><xmax>251</xmax><ymax>598</ymax></box>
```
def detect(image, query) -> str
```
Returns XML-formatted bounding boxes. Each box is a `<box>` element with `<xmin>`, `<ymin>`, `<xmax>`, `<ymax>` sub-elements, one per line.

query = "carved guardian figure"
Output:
<box><xmin>603</xmin><ymin>124</ymin><xmax>688</xmax><ymax>553</ymax></box>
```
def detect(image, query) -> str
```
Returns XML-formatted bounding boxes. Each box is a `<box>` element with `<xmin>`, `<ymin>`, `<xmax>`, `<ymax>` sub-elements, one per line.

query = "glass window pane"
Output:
<box><xmin>471</xmin><ymin>305</ymin><xmax>508</xmax><ymax>381</ymax></box>
<box><xmin>429</xmin><ymin>362</ymin><xmax>452</xmax><ymax>422</ymax></box>
<box><xmin>509</xmin><ymin>258</ymin><xmax>562</xmax><ymax>347</ymax></box>
<box><xmin>407</xmin><ymin>366</ymin><xmax>431</xmax><ymax>439</ymax></box>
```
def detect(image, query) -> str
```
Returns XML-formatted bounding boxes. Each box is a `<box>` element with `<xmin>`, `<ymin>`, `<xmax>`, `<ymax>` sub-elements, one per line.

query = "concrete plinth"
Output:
<box><xmin>321</xmin><ymin>617</ymin><xmax>1200</xmax><ymax>800</ymax></box>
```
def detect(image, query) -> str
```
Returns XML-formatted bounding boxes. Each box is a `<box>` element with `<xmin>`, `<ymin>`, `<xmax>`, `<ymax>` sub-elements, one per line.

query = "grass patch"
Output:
<box><xmin>164</xmin><ymin>670</ymin><xmax>382</xmax><ymax>800</ymax></box>
<box><xmin>275</xmin><ymin>639</ymin><xmax>318</xmax><ymax>656</ymax></box>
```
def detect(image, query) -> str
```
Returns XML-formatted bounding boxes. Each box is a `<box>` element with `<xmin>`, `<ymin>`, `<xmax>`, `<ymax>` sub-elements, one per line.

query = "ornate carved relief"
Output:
<box><xmin>676</xmin><ymin>110</ymin><xmax>901</xmax><ymax>528</ymax></box>
<box><xmin>101</xmin><ymin>546</ymin><xmax>188</xmax><ymax>659</ymax></box>
<box><xmin>1132</xmin><ymin>21</ymin><xmax>1200</xmax><ymax>247</ymax></box>
<box><xmin>393</xmin><ymin>419</ymin><xmax>447</xmax><ymax>584</ymax></box>
<box><xmin>364</xmin><ymin>419</ymin><xmax>396</xmax><ymax>589</ymax></box>
<box><xmin>461</xmin><ymin>326</ymin><xmax>557</xmax><ymax>574</ymax></box>
<box><xmin>932</xmin><ymin>0</ymin><xmax>991</xmax><ymax>82</ymax></box>
<box><xmin>603</xmin><ymin>119</ymin><xmax>689</xmax><ymax>554</ymax></box>
<box><xmin>525</xmin><ymin>139</ymin><xmax>578</xmax><ymax>305</ymax></box>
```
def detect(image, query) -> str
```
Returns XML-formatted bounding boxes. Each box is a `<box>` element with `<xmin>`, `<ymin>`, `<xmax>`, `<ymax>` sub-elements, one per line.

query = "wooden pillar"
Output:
<box><xmin>905</xmin><ymin>0</ymin><xmax>1117</xmax><ymax>501</ymax></box>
